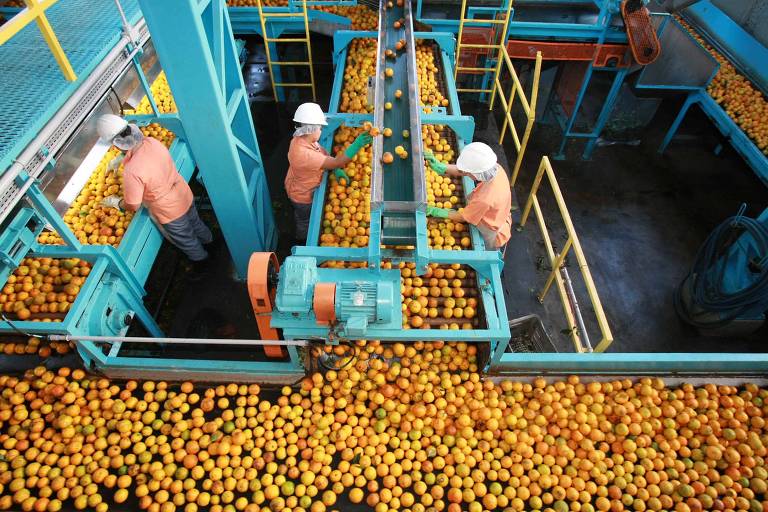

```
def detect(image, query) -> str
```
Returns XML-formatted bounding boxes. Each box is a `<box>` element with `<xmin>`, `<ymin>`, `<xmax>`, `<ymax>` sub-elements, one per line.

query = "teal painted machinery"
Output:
<box><xmin>272</xmin><ymin>256</ymin><xmax>401</xmax><ymax>338</ymax></box>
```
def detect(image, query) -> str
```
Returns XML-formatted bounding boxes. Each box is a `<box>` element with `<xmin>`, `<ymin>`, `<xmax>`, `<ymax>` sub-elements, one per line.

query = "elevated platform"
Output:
<box><xmin>0</xmin><ymin>0</ymin><xmax>141</xmax><ymax>173</ymax></box>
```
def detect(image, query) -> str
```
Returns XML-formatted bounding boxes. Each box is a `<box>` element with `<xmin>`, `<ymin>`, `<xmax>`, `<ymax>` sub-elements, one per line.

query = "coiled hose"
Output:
<box><xmin>674</xmin><ymin>206</ymin><xmax>768</xmax><ymax>329</ymax></box>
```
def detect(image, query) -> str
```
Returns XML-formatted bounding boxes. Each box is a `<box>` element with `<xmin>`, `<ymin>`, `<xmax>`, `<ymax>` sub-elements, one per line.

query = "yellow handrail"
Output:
<box><xmin>453</xmin><ymin>0</ymin><xmax>540</xmax><ymax>186</ymax></box>
<box><xmin>0</xmin><ymin>0</ymin><xmax>76</xmax><ymax>81</ymax></box>
<box><xmin>519</xmin><ymin>156</ymin><xmax>613</xmax><ymax>353</ymax></box>
<box><xmin>256</xmin><ymin>0</ymin><xmax>316</xmax><ymax>102</ymax></box>
<box><xmin>492</xmin><ymin>50</ymin><xmax>541</xmax><ymax>185</ymax></box>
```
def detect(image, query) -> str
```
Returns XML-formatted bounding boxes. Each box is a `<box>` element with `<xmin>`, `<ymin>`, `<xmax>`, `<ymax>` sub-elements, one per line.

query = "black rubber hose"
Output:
<box><xmin>674</xmin><ymin>210</ymin><xmax>768</xmax><ymax>329</ymax></box>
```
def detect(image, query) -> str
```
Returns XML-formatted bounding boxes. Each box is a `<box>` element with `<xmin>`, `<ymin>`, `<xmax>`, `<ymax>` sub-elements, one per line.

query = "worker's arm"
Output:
<box><xmin>122</xmin><ymin>200</ymin><xmax>141</xmax><ymax>212</ymax></box>
<box><xmin>447</xmin><ymin>210</ymin><xmax>464</xmax><ymax>222</ymax></box>
<box><xmin>426</xmin><ymin>206</ymin><xmax>465</xmax><ymax>223</ymax></box>
<box><xmin>424</xmin><ymin>150</ymin><xmax>461</xmax><ymax>177</ymax></box>
<box><xmin>443</xmin><ymin>164</ymin><xmax>462</xmax><ymax>178</ymax></box>
<box><xmin>320</xmin><ymin>132</ymin><xmax>373</xmax><ymax>177</ymax></box>
<box><xmin>326</xmin><ymin>133</ymin><xmax>373</xmax><ymax>168</ymax></box>
<box><xmin>121</xmin><ymin>173</ymin><xmax>144</xmax><ymax>213</ymax></box>
<box><xmin>320</xmin><ymin>154</ymin><xmax>352</xmax><ymax>170</ymax></box>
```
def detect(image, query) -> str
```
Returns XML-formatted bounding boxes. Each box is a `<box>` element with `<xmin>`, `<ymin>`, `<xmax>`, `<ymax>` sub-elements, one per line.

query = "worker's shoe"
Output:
<box><xmin>186</xmin><ymin>257</ymin><xmax>210</xmax><ymax>281</ymax></box>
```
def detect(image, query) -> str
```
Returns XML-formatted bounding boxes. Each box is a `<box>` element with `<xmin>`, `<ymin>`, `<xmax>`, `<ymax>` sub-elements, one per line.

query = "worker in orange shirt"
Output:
<box><xmin>424</xmin><ymin>142</ymin><xmax>512</xmax><ymax>250</ymax></box>
<box><xmin>96</xmin><ymin>114</ymin><xmax>213</xmax><ymax>270</ymax></box>
<box><xmin>285</xmin><ymin>103</ymin><xmax>372</xmax><ymax>243</ymax></box>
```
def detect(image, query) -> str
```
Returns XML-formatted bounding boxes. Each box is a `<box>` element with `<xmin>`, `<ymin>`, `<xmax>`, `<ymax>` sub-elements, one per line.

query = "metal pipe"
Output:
<box><xmin>0</xmin><ymin>19</ymin><xmax>147</xmax><ymax>226</ymax></box>
<box><xmin>560</xmin><ymin>267</ymin><xmax>593</xmax><ymax>353</ymax></box>
<box><xmin>48</xmin><ymin>334</ymin><xmax>309</xmax><ymax>346</ymax></box>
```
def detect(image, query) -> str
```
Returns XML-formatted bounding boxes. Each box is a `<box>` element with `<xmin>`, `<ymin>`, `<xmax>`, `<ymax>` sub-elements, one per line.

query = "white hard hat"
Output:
<box><xmin>293</xmin><ymin>102</ymin><xmax>327</xmax><ymax>126</ymax></box>
<box><xmin>456</xmin><ymin>142</ymin><xmax>498</xmax><ymax>177</ymax></box>
<box><xmin>97</xmin><ymin>114</ymin><xmax>129</xmax><ymax>143</ymax></box>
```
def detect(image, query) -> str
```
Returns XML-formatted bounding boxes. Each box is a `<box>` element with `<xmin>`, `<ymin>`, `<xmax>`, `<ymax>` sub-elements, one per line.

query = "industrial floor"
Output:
<box><xmin>147</xmin><ymin>34</ymin><xmax>768</xmax><ymax>355</ymax></box>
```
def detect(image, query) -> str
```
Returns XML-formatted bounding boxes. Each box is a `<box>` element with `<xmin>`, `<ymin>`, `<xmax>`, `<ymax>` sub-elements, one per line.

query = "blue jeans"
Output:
<box><xmin>291</xmin><ymin>201</ymin><xmax>312</xmax><ymax>241</ymax></box>
<box><xmin>161</xmin><ymin>204</ymin><xmax>213</xmax><ymax>261</ymax></box>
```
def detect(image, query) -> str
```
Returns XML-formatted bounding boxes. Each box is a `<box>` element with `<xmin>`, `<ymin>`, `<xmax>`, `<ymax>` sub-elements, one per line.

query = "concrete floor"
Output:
<box><xmin>148</xmin><ymin>34</ymin><xmax>768</xmax><ymax>355</ymax></box>
<box><xmin>490</xmin><ymin>98</ymin><xmax>768</xmax><ymax>353</ymax></box>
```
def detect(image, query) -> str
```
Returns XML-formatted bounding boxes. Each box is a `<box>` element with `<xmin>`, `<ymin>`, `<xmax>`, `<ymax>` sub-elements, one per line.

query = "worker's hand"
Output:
<box><xmin>101</xmin><ymin>195</ymin><xmax>122</xmax><ymax>211</ymax></box>
<box><xmin>426</xmin><ymin>205</ymin><xmax>451</xmax><ymax>218</ymax></box>
<box><xmin>106</xmin><ymin>154</ymin><xmax>124</xmax><ymax>175</ymax></box>
<box><xmin>343</xmin><ymin>133</ymin><xmax>374</xmax><ymax>158</ymax></box>
<box><xmin>423</xmin><ymin>150</ymin><xmax>447</xmax><ymax>175</ymax></box>
<box><xmin>333</xmin><ymin>169</ymin><xmax>350</xmax><ymax>183</ymax></box>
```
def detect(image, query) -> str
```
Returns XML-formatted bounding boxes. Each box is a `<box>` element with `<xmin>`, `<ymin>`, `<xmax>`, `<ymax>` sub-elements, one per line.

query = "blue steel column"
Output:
<box><xmin>138</xmin><ymin>0</ymin><xmax>277</xmax><ymax>278</ymax></box>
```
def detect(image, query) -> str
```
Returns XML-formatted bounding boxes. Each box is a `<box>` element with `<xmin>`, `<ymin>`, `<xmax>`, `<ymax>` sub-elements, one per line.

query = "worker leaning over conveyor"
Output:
<box><xmin>285</xmin><ymin>102</ymin><xmax>372</xmax><ymax>243</ymax></box>
<box><xmin>424</xmin><ymin>142</ymin><xmax>512</xmax><ymax>250</ymax></box>
<box><xmin>97</xmin><ymin>114</ymin><xmax>213</xmax><ymax>270</ymax></box>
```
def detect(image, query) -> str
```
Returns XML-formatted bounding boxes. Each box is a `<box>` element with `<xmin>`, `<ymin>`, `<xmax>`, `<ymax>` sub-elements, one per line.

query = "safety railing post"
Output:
<box><xmin>510</xmin><ymin>52</ymin><xmax>542</xmax><ymax>186</ymax></box>
<box><xmin>539</xmin><ymin>237</ymin><xmax>572</xmax><ymax>301</ymax></box>
<box><xmin>454</xmin><ymin>0</ymin><xmax>468</xmax><ymax>82</ymax></box>
<box><xmin>518</xmin><ymin>156</ymin><xmax>614</xmax><ymax>353</ymax></box>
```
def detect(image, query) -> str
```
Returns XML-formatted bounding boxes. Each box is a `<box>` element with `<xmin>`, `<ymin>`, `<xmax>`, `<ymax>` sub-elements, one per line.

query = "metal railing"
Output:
<box><xmin>454</xmin><ymin>0</ymin><xmax>510</xmax><ymax>94</ymax></box>
<box><xmin>0</xmin><ymin>0</ymin><xmax>76</xmax><ymax>81</ymax></box>
<box><xmin>520</xmin><ymin>156</ymin><xmax>613</xmax><ymax>353</ymax></box>
<box><xmin>256</xmin><ymin>0</ymin><xmax>317</xmax><ymax>101</ymax></box>
<box><xmin>453</xmin><ymin>0</ymin><xmax>541</xmax><ymax>185</ymax></box>
<box><xmin>491</xmin><ymin>49</ymin><xmax>541</xmax><ymax>186</ymax></box>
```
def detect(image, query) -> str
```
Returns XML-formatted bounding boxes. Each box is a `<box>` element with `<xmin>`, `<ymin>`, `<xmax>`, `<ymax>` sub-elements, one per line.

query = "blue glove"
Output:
<box><xmin>344</xmin><ymin>133</ymin><xmax>373</xmax><ymax>158</ymax></box>
<box><xmin>424</xmin><ymin>150</ymin><xmax>447</xmax><ymax>175</ymax></box>
<box><xmin>333</xmin><ymin>169</ymin><xmax>349</xmax><ymax>182</ymax></box>
<box><xmin>426</xmin><ymin>206</ymin><xmax>451</xmax><ymax>218</ymax></box>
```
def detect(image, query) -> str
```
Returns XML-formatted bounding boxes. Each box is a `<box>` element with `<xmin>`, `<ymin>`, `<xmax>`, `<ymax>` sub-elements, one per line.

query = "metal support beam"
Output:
<box><xmin>138</xmin><ymin>0</ymin><xmax>277</xmax><ymax>278</ymax></box>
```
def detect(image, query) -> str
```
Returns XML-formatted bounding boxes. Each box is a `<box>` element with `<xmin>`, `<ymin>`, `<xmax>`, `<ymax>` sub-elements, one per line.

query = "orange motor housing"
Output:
<box><xmin>247</xmin><ymin>252</ymin><xmax>283</xmax><ymax>358</ymax></box>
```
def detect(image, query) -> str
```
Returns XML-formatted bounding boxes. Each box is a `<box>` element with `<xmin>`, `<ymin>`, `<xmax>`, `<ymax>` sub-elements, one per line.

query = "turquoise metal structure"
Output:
<box><xmin>657</xmin><ymin>2</ymin><xmax>768</xmax><ymax>187</ymax></box>
<box><xmin>0</xmin><ymin>207</ymin><xmax>163</xmax><ymax>345</ymax></box>
<box><xmin>0</xmin><ymin>0</ymin><xmax>142</xmax><ymax>174</ymax></box>
<box><xmin>139</xmin><ymin>0</ymin><xmax>277</xmax><ymax>279</ymax></box>
<box><xmin>270</xmin><ymin>2</ymin><xmax>512</xmax><ymax>353</ymax></box>
<box><xmin>0</xmin><ymin>0</ymin><xmax>195</xmax><ymax>345</ymax></box>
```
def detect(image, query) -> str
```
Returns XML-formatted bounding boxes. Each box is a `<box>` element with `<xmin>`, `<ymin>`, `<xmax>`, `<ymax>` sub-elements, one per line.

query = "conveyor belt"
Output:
<box><xmin>371</xmin><ymin>0</ymin><xmax>426</xmax><ymax>210</ymax></box>
<box><xmin>0</xmin><ymin>0</ymin><xmax>142</xmax><ymax>173</ymax></box>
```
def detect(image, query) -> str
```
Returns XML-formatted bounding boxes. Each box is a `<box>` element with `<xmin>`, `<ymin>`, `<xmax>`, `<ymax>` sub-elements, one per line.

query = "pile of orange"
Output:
<box><xmin>38</xmin><ymin>74</ymin><xmax>177</xmax><ymax>248</ymax></box>
<box><xmin>676</xmin><ymin>17</ymin><xmax>767</xmax><ymax>154</ymax></box>
<box><xmin>339</xmin><ymin>39</ymin><xmax>377</xmax><ymax>114</ymax></box>
<box><xmin>2</xmin><ymin>356</ymin><xmax>768</xmax><ymax>512</ymax></box>
<box><xmin>225</xmin><ymin>1</ymin><xmax>377</xmax><ymax>30</ymax></box>
<box><xmin>318</xmin><ymin>126</ymin><xmax>372</xmax><ymax>248</ymax></box>
<box><xmin>0</xmin><ymin>257</ymin><xmax>91</xmax><ymax>322</ymax></box>
<box><xmin>0</xmin><ymin>336</ymin><xmax>73</xmax><ymax>358</ymax></box>
<box><xmin>395</xmin><ymin>262</ymin><xmax>481</xmax><ymax>329</ymax></box>
<box><xmin>315</xmin><ymin>5</ymin><xmax>377</xmax><ymax>30</ymax></box>
<box><xmin>422</xmin><ymin>125</ymin><xmax>469</xmax><ymax>250</ymax></box>
<box><xmin>415</xmin><ymin>41</ymin><xmax>449</xmax><ymax>112</ymax></box>
<box><xmin>125</xmin><ymin>72</ymin><xmax>178</xmax><ymax>148</ymax></box>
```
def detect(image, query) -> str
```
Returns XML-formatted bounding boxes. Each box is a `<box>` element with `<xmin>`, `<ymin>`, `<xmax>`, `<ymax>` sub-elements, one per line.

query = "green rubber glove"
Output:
<box><xmin>333</xmin><ymin>169</ymin><xmax>349</xmax><ymax>182</ymax></box>
<box><xmin>423</xmin><ymin>150</ymin><xmax>447</xmax><ymax>175</ymax></box>
<box><xmin>426</xmin><ymin>206</ymin><xmax>451</xmax><ymax>218</ymax></box>
<box><xmin>344</xmin><ymin>133</ymin><xmax>373</xmax><ymax>158</ymax></box>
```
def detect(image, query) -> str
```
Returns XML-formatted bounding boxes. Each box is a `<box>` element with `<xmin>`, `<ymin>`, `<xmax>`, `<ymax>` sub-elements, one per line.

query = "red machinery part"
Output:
<box><xmin>621</xmin><ymin>0</ymin><xmax>661</xmax><ymax>65</ymax></box>
<box><xmin>313</xmin><ymin>282</ymin><xmax>337</xmax><ymax>325</ymax></box>
<box><xmin>247</xmin><ymin>252</ymin><xmax>284</xmax><ymax>358</ymax></box>
<box><xmin>505</xmin><ymin>40</ymin><xmax>632</xmax><ymax>68</ymax></box>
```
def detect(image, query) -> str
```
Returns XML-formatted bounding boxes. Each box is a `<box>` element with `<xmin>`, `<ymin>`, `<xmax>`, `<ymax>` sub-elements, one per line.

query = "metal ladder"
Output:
<box><xmin>256</xmin><ymin>0</ymin><xmax>317</xmax><ymax>102</ymax></box>
<box><xmin>453</xmin><ymin>0</ymin><xmax>512</xmax><ymax>98</ymax></box>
